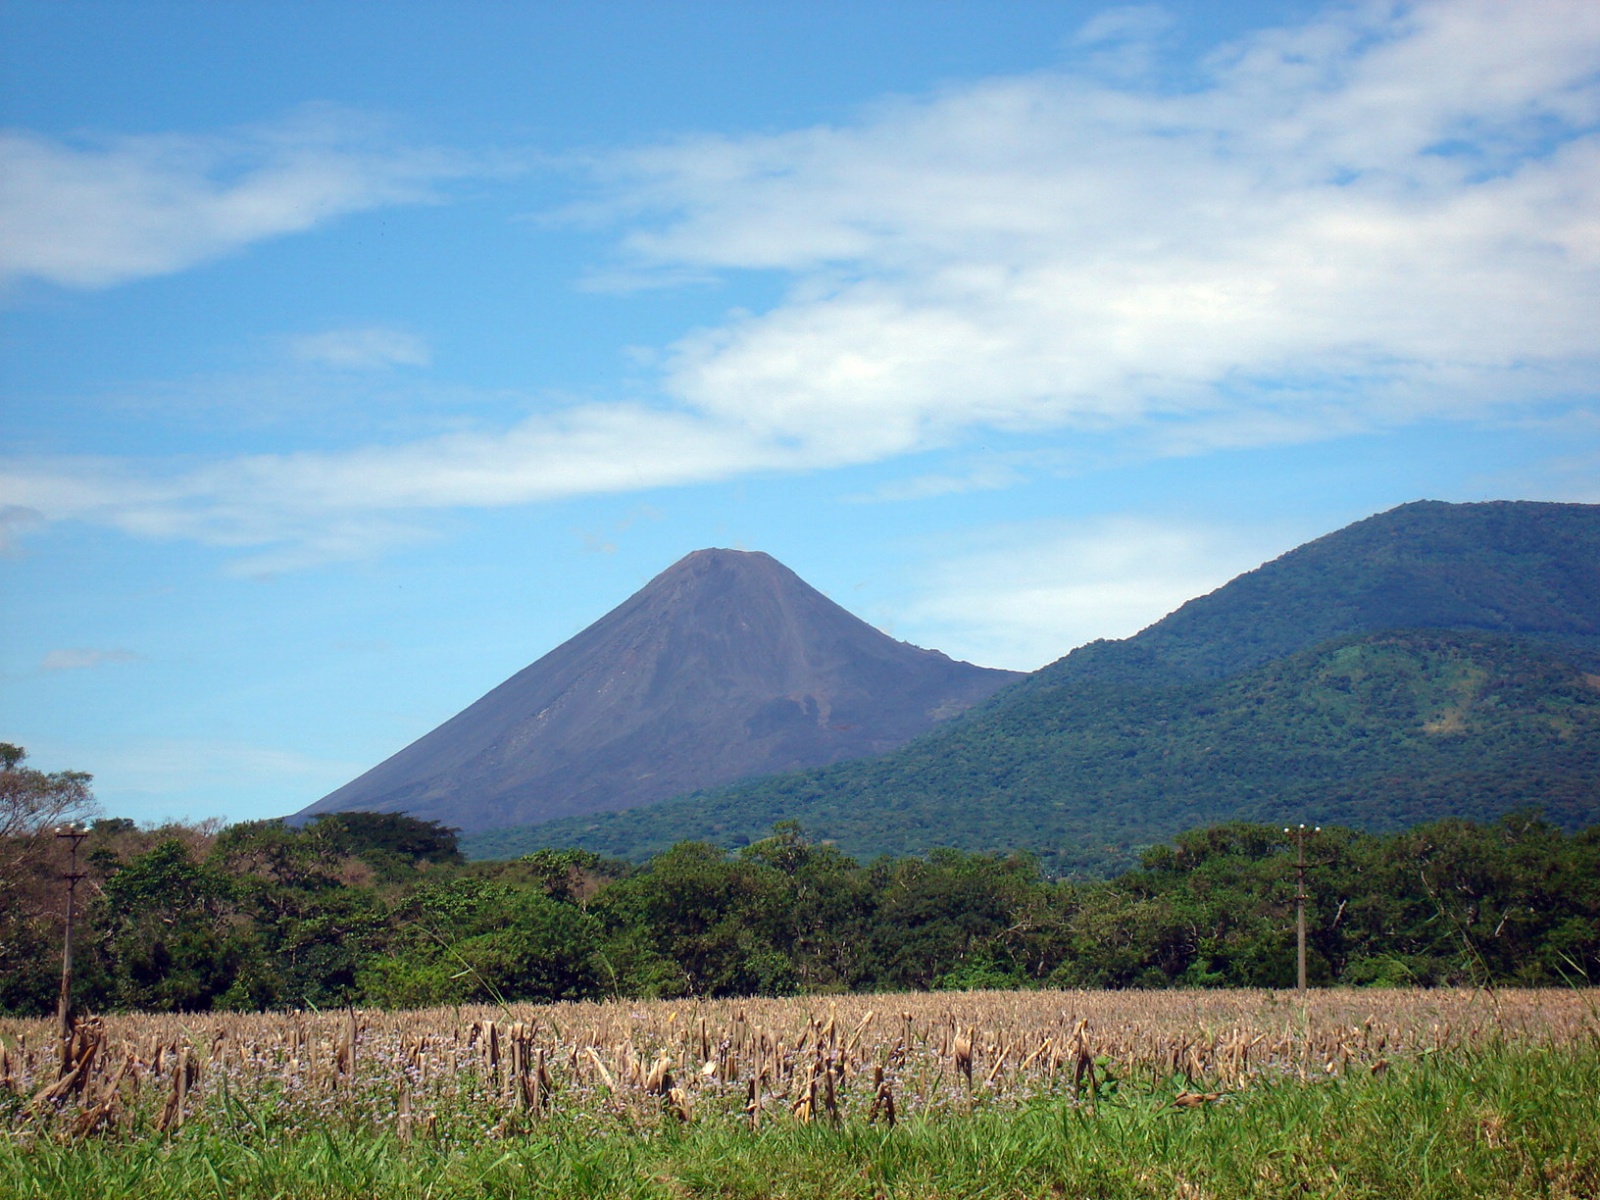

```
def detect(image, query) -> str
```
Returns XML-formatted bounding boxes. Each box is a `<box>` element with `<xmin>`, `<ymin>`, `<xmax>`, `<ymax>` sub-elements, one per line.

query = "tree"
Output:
<box><xmin>0</xmin><ymin>745</ymin><xmax>99</xmax><ymax>1015</ymax></box>
<box><xmin>0</xmin><ymin>743</ymin><xmax>97</xmax><ymax>853</ymax></box>
<box><xmin>359</xmin><ymin>876</ymin><xmax>604</xmax><ymax>1007</ymax></box>
<box><xmin>867</xmin><ymin>850</ymin><xmax>1038</xmax><ymax>990</ymax></box>
<box><xmin>593</xmin><ymin>842</ymin><xmax>796</xmax><ymax>997</ymax></box>
<box><xmin>96</xmin><ymin>840</ymin><xmax>241</xmax><ymax>1011</ymax></box>
<box><xmin>307</xmin><ymin>811</ymin><xmax>463</xmax><ymax>879</ymax></box>
<box><xmin>740</xmin><ymin>825</ymin><xmax>876</xmax><ymax>991</ymax></box>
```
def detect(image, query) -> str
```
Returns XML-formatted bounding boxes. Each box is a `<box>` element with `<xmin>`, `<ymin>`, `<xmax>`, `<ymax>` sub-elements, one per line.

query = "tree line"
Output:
<box><xmin>3</xmin><ymin>745</ymin><xmax>1598</xmax><ymax>1015</ymax></box>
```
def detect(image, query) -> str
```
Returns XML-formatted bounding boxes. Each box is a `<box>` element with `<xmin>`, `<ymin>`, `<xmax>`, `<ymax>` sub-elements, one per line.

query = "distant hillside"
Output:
<box><xmin>465</xmin><ymin>501</ymin><xmax>1600</xmax><ymax>871</ymax></box>
<box><xmin>296</xmin><ymin>548</ymin><xmax>1021</xmax><ymax>833</ymax></box>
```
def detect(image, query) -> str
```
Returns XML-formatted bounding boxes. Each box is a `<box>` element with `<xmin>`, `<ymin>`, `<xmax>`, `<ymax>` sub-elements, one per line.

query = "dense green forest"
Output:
<box><xmin>470</xmin><ymin>501</ymin><xmax>1600</xmax><ymax>871</ymax></box>
<box><xmin>6</xmin><ymin>738</ymin><xmax>1598</xmax><ymax>1014</ymax></box>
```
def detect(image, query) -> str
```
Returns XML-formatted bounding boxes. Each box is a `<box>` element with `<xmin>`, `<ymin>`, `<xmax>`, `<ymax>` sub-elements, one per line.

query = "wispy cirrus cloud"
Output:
<box><xmin>3</xmin><ymin>1</ymin><xmax>1599</xmax><ymax>571</ymax></box>
<box><xmin>39</xmin><ymin>647</ymin><xmax>142</xmax><ymax>672</ymax></box>
<box><xmin>0</xmin><ymin>403</ymin><xmax>834</xmax><ymax>574</ymax></box>
<box><xmin>0</xmin><ymin>106</ymin><xmax>494</xmax><ymax>291</ymax></box>
<box><xmin>289</xmin><ymin>326</ymin><xmax>433</xmax><ymax>371</ymax></box>
<box><xmin>846</xmin><ymin>460</ymin><xmax>1028</xmax><ymax>504</ymax></box>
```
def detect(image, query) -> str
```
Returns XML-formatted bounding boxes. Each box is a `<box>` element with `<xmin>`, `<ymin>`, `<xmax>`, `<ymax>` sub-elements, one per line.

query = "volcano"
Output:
<box><xmin>294</xmin><ymin>549</ymin><xmax>1023</xmax><ymax>833</ymax></box>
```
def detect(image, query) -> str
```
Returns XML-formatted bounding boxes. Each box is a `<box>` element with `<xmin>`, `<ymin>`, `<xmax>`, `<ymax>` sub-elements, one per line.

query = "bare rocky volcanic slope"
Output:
<box><xmin>295</xmin><ymin>549</ymin><xmax>1023</xmax><ymax>833</ymax></box>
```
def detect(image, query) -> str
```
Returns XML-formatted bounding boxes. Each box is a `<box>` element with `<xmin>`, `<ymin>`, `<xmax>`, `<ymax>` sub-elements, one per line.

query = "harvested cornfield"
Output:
<box><xmin>1</xmin><ymin>989</ymin><xmax>1593</xmax><ymax>1144</ymax></box>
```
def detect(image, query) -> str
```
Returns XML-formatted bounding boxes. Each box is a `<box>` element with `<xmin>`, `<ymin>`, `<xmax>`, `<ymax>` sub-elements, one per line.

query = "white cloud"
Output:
<box><xmin>606</xmin><ymin>0</ymin><xmax>1600</xmax><ymax>456</ymax></box>
<box><xmin>0</xmin><ymin>402</ymin><xmax>838</xmax><ymax>571</ymax></box>
<box><xmin>0</xmin><ymin>106</ymin><xmax>486</xmax><ymax>291</ymax></box>
<box><xmin>1074</xmin><ymin>5</ymin><xmax>1174</xmax><ymax>47</ymax></box>
<box><xmin>902</xmin><ymin>517</ymin><xmax>1296</xmax><ymax>670</ymax></box>
<box><xmin>4</xmin><ymin>2</ymin><xmax>1599</xmax><ymax>569</ymax></box>
<box><xmin>1070</xmin><ymin>4</ymin><xmax>1178</xmax><ymax>81</ymax></box>
<box><xmin>40</xmin><ymin>647</ymin><xmax>141</xmax><ymax>671</ymax></box>
<box><xmin>289</xmin><ymin>326</ymin><xmax>433</xmax><ymax>371</ymax></box>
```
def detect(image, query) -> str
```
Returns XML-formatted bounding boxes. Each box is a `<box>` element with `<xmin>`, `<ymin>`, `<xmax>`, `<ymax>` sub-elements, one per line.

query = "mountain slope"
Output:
<box><xmin>1033</xmin><ymin>499</ymin><xmax>1600</xmax><ymax>688</ymax></box>
<box><xmin>296</xmin><ymin>549</ymin><xmax>1022</xmax><ymax>833</ymax></box>
<box><xmin>465</xmin><ymin>501</ymin><xmax>1600</xmax><ymax>869</ymax></box>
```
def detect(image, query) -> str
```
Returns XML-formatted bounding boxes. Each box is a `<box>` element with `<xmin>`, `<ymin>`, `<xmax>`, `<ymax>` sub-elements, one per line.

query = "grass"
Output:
<box><xmin>5</xmin><ymin>1040</ymin><xmax>1598</xmax><ymax>1199</ymax></box>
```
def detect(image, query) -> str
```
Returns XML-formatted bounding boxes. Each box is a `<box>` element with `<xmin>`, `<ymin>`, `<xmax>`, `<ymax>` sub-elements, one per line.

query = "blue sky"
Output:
<box><xmin>3</xmin><ymin>0</ymin><xmax>1598</xmax><ymax>827</ymax></box>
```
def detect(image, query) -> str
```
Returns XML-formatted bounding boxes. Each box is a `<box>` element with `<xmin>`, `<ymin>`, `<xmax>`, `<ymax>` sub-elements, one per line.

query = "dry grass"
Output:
<box><xmin>3</xmin><ymin>987</ymin><xmax>1593</xmax><ymax>1143</ymax></box>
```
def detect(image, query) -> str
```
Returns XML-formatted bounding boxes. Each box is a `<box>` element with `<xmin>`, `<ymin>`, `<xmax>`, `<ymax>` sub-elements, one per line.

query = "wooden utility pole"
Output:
<box><xmin>1285</xmin><ymin>824</ymin><xmax>1320</xmax><ymax>993</ymax></box>
<box><xmin>55</xmin><ymin>824</ymin><xmax>89</xmax><ymax>1061</ymax></box>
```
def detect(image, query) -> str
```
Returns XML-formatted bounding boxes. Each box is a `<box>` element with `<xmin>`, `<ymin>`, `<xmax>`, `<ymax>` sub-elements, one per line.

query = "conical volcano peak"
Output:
<box><xmin>677</xmin><ymin>546</ymin><xmax>772</xmax><ymax>566</ymax></box>
<box><xmin>657</xmin><ymin>547</ymin><xmax>762</xmax><ymax>576</ymax></box>
<box><xmin>649</xmin><ymin>548</ymin><xmax>821</xmax><ymax>601</ymax></box>
<box><xmin>644</xmin><ymin>547</ymin><xmax>799</xmax><ymax>600</ymax></box>
<box><xmin>295</xmin><ymin>548</ymin><xmax>1023</xmax><ymax>833</ymax></box>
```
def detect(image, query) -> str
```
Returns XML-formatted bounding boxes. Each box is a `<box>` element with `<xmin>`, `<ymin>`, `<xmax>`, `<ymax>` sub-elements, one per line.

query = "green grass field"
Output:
<box><xmin>4</xmin><ymin>990</ymin><xmax>1596</xmax><ymax>1198</ymax></box>
<box><xmin>7</xmin><ymin>1045</ymin><xmax>1598</xmax><ymax>1199</ymax></box>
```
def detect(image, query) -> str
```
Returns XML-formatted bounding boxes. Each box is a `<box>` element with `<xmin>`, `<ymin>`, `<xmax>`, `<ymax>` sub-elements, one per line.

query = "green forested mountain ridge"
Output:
<box><xmin>1029</xmin><ymin>498</ymin><xmax>1600</xmax><ymax>690</ymax></box>
<box><xmin>465</xmin><ymin>501</ymin><xmax>1600</xmax><ymax>872</ymax></box>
